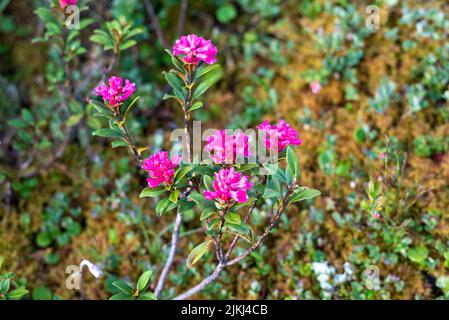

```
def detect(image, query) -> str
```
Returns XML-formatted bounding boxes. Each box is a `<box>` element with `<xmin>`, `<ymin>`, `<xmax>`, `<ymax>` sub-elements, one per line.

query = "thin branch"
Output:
<box><xmin>226</xmin><ymin>206</ymin><xmax>284</xmax><ymax>266</ymax></box>
<box><xmin>153</xmin><ymin>70</ymin><xmax>195</xmax><ymax>296</ymax></box>
<box><xmin>154</xmin><ymin>207</ymin><xmax>183</xmax><ymax>299</ymax></box>
<box><xmin>173</xmin><ymin>263</ymin><xmax>225</xmax><ymax>300</ymax></box>
<box><xmin>173</xmin><ymin>189</ymin><xmax>293</xmax><ymax>300</ymax></box>
<box><xmin>119</xmin><ymin>120</ymin><xmax>142</xmax><ymax>163</ymax></box>
<box><xmin>143</xmin><ymin>0</ymin><xmax>168</xmax><ymax>48</ymax></box>
<box><xmin>225</xmin><ymin>198</ymin><xmax>258</xmax><ymax>261</ymax></box>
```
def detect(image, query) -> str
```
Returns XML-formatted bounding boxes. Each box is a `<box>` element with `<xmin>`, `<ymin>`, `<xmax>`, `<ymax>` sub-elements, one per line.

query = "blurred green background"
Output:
<box><xmin>1</xmin><ymin>0</ymin><xmax>449</xmax><ymax>300</ymax></box>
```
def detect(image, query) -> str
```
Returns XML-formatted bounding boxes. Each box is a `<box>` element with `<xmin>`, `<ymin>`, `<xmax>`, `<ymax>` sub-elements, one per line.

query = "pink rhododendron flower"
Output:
<box><xmin>310</xmin><ymin>81</ymin><xmax>322</xmax><ymax>94</ymax></box>
<box><xmin>257</xmin><ymin>120</ymin><xmax>302</xmax><ymax>152</ymax></box>
<box><xmin>142</xmin><ymin>151</ymin><xmax>181</xmax><ymax>188</ymax></box>
<box><xmin>204</xmin><ymin>130</ymin><xmax>251</xmax><ymax>164</ymax></box>
<box><xmin>95</xmin><ymin>76</ymin><xmax>136</xmax><ymax>107</ymax></box>
<box><xmin>59</xmin><ymin>0</ymin><xmax>77</xmax><ymax>9</ymax></box>
<box><xmin>172</xmin><ymin>34</ymin><xmax>217</xmax><ymax>65</ymax></box>
<box><xmin>203</xmin><ymin>168</ymin><xmax>252</xmax><ymax>204</ymax></box>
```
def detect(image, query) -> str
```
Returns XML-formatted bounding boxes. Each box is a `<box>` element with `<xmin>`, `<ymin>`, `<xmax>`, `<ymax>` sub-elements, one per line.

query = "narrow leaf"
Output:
<box><xmin>136</xmin><ymin>270</ymin><xmax>153</xmax><ymax>293</ymax></box>
<box><xmin>186</xmin><ymin>240</ymin><xmax>213</xmax><ymax>268</ymax></box>
<box><xmin>290</xmin><ymin>188</ymin><xmax>321</xmax><ymax>203</ymax></box>
<box><xmin>139</xmin><ymin>186</ymin><xmax>166</xmax><ymax>198</ymax></box>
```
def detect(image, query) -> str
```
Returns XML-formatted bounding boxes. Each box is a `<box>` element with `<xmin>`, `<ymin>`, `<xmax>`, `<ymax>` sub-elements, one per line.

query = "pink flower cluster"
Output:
<box><xmin>204</xmin><ymin>130</ymin><xmax>250</xmax><ymax>164</ymax></box>
<box><xmin>142</xmin><ymin>151</ymin><xmax>181</xmax><ymax>188</ymax></box>
<box><xmin>59</xmin><ymin>0</ymin><xmax>77</xmax><ymax>9</ymax></box>
<box><xmin>173</xmin><ymin>34</ymin><xmax>217</xmax><ymax>65</ymax></box>
<box><xmin>257</xmin><ymin>120</ymin><xmax>302</xmax><ymax>152</ymax></box>
<box><xmin>204</xmin><ymin>168</ymin><xmax>252</xmax><ymax>204</ymax></box>
<box><xmin>95</xmin><ymin>76</ymin><xmax>136</xmax><ymax>107</ymax></box>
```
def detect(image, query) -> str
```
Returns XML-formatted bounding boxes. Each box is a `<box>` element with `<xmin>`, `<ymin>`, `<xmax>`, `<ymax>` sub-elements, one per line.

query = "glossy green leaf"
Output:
<box><xmin>92</xmin><ymin>128</ymin><xmax>123</xmax><ymax>139</ymax></box>
<box><xmin>174</xmin><ymin>165</ymin><xmax>193</xmax><ymax>182</ymax></box>
<box><xmin>196</xmin><ymin>63</ymin><xmax>220</xmax><ymax>78</ymax></box>
<box><xmin>290</xmin><ymin>188</ymin><xmax>321</xmax><ymax>203</ymax></box>
<box><xmin>188</xmin><ymin>191</ymin><xmax>215</xmax><ymax>209</ymax></box>
<box><xmin>186</xmin><ymin>240</ymin><xmax>212</xmax><ymax>268</ymax></box>
<box><xmin>192</xmin><ymin>66</ymin><xmax>223</xmax><ymax>99</ymax></box>
<box><xmin>112</xmin><ymin>280</ymin><xmax>133</xmax><ymax>295</ymax></box>
<box><xmin>203</xmin><ymin>175</ymin><xmax>214</xmax><ymax>191</ymax></box>
<box><xmin>200</xmin><ymin>208</ymin><xmax>216</xmax><ymax>221</ymax></box>
<box><xmin>136</xmin><ymin>270</ymin><xmax>153</xmax><ymax>293</ymax></box>
<box><xmin>169</xmin><ymin>189</ymin><xmax>180</xmax><ymax>203</ymax></box>
<box><xmin>109</xmin><ymin>293</ymin><xmax>134</xmax><ymax>300</ymax></box>
<box><xmin>164</xmin><ymin>71</ymin><xmax>184</xmax><ymax>92</ymax></box>
<box><xmin>138</xmin><ymin>292</ymin><xmax>156</xmax><ymax>300</ymax></box>
<box><xmin>226</xmin><ymin>222</ymin><xmax>250</xmax><ymax>235</ymax></box>
<box><xmin>111</xmin><ymin>140</ymin><xmax>128</xmax><ymax>148</ymax></box>
<box><xmin>224</xmin><ymin>212</ymin><xmax>241</xmax><ymax>224</ymax></box>
<box><xmin>7</xmin><ymin>288</ymin><xmax>29</xmax><ymax>300</ymax></box>
<box><xmin>189</xmin><ymin>101</ymin><xmax>203</xmax><ymax>112</ymax></box>
<box><xmin>286</xmin><ymin>146</ymin><xmax>300</xmax><ymax>182</ymax></box>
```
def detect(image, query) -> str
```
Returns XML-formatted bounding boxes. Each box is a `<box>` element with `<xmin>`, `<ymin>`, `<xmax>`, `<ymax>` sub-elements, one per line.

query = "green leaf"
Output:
<box><xmin>7</xmin><ymin>288</ymin><xmax>29</xmax><ymax>300</ymax></box>
<box><xmin>139</xmin><ymin>186</ymin><xmax>166</xmax><ymax>198</ymax></box>
<box><xmin>90</xmin><ymin>31</ymin><xmax>112</xmax><ymax>46</ymax></box>
<box><xmin>120</xmin><ymin>39</ymin><xmax>137</xmax><ymax>51</ymax></box>
<box><xmin>224</xmin><ymin>212</ymin><xmax>241</xmax><ymax>225</ymax></box>
<box><xmin>169</xmin><ymin>189</ymin><xmax>180</xmax><ymax>203</ymax></box>
<box><xmin>89</xmin><ymin>99</ymin><xmax>109</xmax><ymax>113</ymax></box>
<box><xmin>1</xmin><ymin>278</ymin><xmax>10</xmax><ymax>293</ymax></box>
<box><xmin>92</xmin><ymin>128</ymin><xmax>123</xmax><ymax>139</ymax></box>
<box><xmin>164</xmin><ymin>71</ymin><xmax>184</xmax><ymax>92</ymax></box>
<box><xmin>186</xmin><ymin>240</ymin><xmax>213</xmax><ymax>268</ymax></box>
<box><xmin>216</xmin><ymin>4</ymin><xmax>237</xmax><ymax>24</ymax></box>
<box><xmin>233</xmin><ymin>197</ymin><xmax>256</xmax><ymax>210</ymax></box>
<box><xmin>236</xmin><ymin>164</ymin><xmax>259</xmax><ymax>173</ymax></box>
<box><xmin>188</xmin><ymin>191</ymin><xmax>215</xmax><ymax>209</ymax></box>
<box><xmin>226</xmin><ymin>222</ymin><xmax>250</xmax><ymax>235</ymax></box>
<box><xmin>34</xmin><ymin>8</ymin><xmax>58</xmax><ymax>26</ymax></box>
<box><xmin>121</xmin><ymin>96</ymin><xmax>140</xmax><ymax>121</ymax></box>
<box><xmin>155</xmin><ymin>197</ymin><xmax>177</xmax><ymax>216</ymax></box>
<box><xmin>138</xmin><ymin>292</ymin><xmax>156</xmax><ymax>300</ymax></box>
<box><xmin>8</xmin><ymin>118</ymin><xmax>28</xmax><ymax>129</ymax></box>
<box><xmin>263</xmin><ymin>163</ymin><xmax>287</xmax><ymax>183</ymax></box>
<box><xmin>178</xmin><ymin>198</ymin><xmax>196</xmax><ymax>213</ymax></box>
<box><xmin>203</xmin><ymin>175</ymin><xmax>214</xmax><ymax>191</ymax></box>
<box><xmin>286</xmin><ymin>146</ymin><xmax>300</xmax><ymax>182</ymax></box>
<box><xmin>196</xmin><ymin>64</ymin><xmax>220</xmax><ymax>79</ymax></box>
<box><xmin>111</xmin><ymin>140</ymin><xmax>128</xmax><ymax>148</ymax></box>
<box><xmin>165</xmin><ymin>49</ymin><xmax>185</xmax><ymax>71</ymax></box>
<box><xmin>174</xmin><ymin>165</ymin><xmax>193</xmax><ymax>183</ymax></box>
<box><xmin>290</xmin><ymin>188</ymin><xmax>321</xmax><ymax>203</ymax></box>
<box><xmin>66</xmin><ymin>114</ymin><xmax>84</xmax><ymax>127</ymax></box>
<box><xmin>0</xmin><ymin>256</ymin><xmax>3</xmax><ymax>271</ymax></box>
<box><xmin>36</xmin><ymin>232</ymin><xmax>51</xmax><ymax>248</ymax></box>
<box><xmin>136</xmin><ymin>270</ymin><xmax>153</xmax><ymax>293</ymax></box>
<box><xmin>109</xmin><ymin>293</ymin><xmax>135</xmax><ymax>300</ymax></box>
<box><xmin>407</xmin><ymin>246</ymin><xmax>429</xmax><ymax>264</ymax></box>
<box><xmin>112</xmin><ymin>280</ymin><xmax>133</xmax><ymax>295</ymax></box>
<box><xmin>22</xmin><ymin>109</ymin><xmax>34</xmax><ymax>124</ymax></box>
<box><xmin>189</xmin><ymin>101</ymin><xmax>203</xmax><ymax>112</ymax></box>
<box><xmin>263</xmin><ymin>176</ymin><xmax>281</xmax><ymax>199</ymax></box>
<box><xmin>200</xmin><ymin>208</ymin><xmax>216</xmax><ymax>221</ymax></box>
<box><xmin>193</xmin><ymin>66</ymin><xmax>223</xmax><ymax>99</ymax></box>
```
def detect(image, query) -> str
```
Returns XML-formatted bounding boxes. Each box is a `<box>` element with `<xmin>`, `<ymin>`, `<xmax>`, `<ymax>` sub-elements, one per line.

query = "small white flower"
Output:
<box><xmin>334</xmin><ymin>274</ymin><xmax>347</xmax><ymax>285</ymax></box>
<box><xmin>343</xmin><ymin>262</ymin><xmax>354</xmax><ymax>275</ymax></box>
